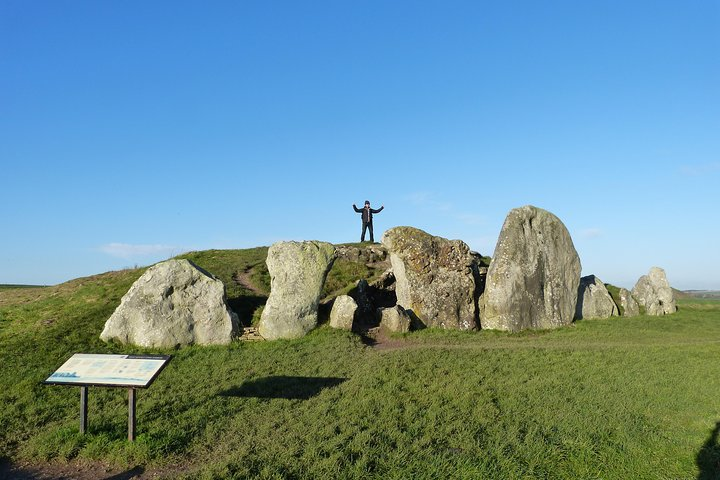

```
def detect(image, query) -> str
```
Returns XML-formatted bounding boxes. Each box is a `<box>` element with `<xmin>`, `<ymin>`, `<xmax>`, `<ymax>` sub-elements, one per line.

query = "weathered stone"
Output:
<box><xmin>346</xmin><ymin>274</ymin><xmax>397</xmax><ymax>330</ymax></box>
<box><xmin>481</xmin><ymin>205</ymin><xmax>581</xmax><ymax>331</ymax></box>
<box><xmin>258</xmin><ymin>241</ymin><xmax>336</xmax><ymax>340</ymax></box>
<box><xmin>575</xmin><ymin>275</ymin><xmax>619</xmax><ymax>319</ymax></box>
<box><xmin>382</xmin><ymin>226</ymin><xmax>479</xmax><ymax>330</ymax></box>
<box><xmin>377</xmin><ymin>305</ymin><xmax>411</xmax><ymax>333</ymax></box>
<box><xmin>370</xmin><ymin>268</ymin><xmax>396</xmax><ymax>291</ymax></box>
<box><xmin>475</xmin><ymin>265</ymin><xmax>488</xmax><ymax>296</ymax></box>
<box><xmin>335</xmin><ymin>244</ymin><xmax>389</xmax><ymax>265</ymax></box>
<box><xmin>618</xmin><ymin>288</ymin><xmax>640</xmax><ymax>317</ymax></box>
<box><xmin>100</xmin><ymin>259</ymin><xmax>239</xmax><ymax>348</ymax></box>
<box><xmin>329</xmin><ymin>295</ymin><xmax>357</xmax><ymax>330</ymax></box>
<box><xmin>631</xmin><ymin>267</ymin><xmax>677</xmax><ymax>315</ymax></box>
<box><xmin>238</xmin><ymin>326</ymin><xmax>265</xmax><ymax>341</ymax></box>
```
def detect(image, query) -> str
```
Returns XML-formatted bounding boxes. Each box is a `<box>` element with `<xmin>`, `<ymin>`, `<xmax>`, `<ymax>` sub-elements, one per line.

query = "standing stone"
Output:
<box><xmin>618</xmin><ymin>288</ymin><xmax>640</xmax><ymax>317</ymax></box>
<box><xmin>631</xmin><ymin>267</ymin><xmax>677</xmax><ymax>315</ymax></box>
<box><xmin>382</xmin><ymin>227</ymin><xmax>479</xmax><ymax>330</ymax></box>
<box><xmin>377</xmin><ymin>305</ymin><xmax>412</xmax><ymax>333</ymax></box>
<box><xmin>100</xmin><ymin>259</ymin><xmax>239</xmax><ymax>348</ymax></box>
<box><xmin>329</xmin><ymin>295</ymin><xmax>357</xmax><ymax>331</ymax></box>
<box><xmin>258</xmin><ymin>241</ymin><xmax>336</xmax><ymax>340</ymax></box>
<box><xmin>575</xmin><ymin>275</ymin><xmax>619</xmax><ymax>319</ymax></box>
<box><xmin>481</xmin><ymin>205</ymin><xmax>581</xmax><ymax>331</ymax></box>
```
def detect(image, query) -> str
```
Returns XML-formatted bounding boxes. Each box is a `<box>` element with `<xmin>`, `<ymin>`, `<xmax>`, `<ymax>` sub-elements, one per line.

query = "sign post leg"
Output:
<box><xmin>128</xmin><ymin>388</ymin><xmax>136</xmax><ymax>441</ymax></box>
<box><xmin>80</xmin><ymin>386</ymin><xmax>88</xmax><ymax>434</ymax></box>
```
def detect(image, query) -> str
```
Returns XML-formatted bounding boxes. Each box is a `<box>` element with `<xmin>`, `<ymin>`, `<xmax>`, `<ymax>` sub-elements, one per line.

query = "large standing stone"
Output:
<box><xmin>100</xmin><ymin>259</ymin><xmax>239</xmax><ymax>348</ymax></box>
<box><xmin>631</xmin><ymin>267</ymin><xmax>677</xmax><ymax>315</ymax></box>
<box><xmin>382</xmin><ymin>227</ymin><xmax>479</xmax><ymax>330</ymax></box>
<box><xmin>481</xmin><ymin>205</ymin><xmax>581</xmax><ymax>331</ymax></box>
<box><xmin>575</xmin><ymin>275</ymin><xmax>619</xmax><ymax>319</ymax></box>
<box><xmin>258</xmin><ymin>241</ymin><xmax>336</xmax><ymax>340</ymax></box>
<box><xmin>329</xmin><ymin>295</ymin><xmax>357</xmax><ymax>331</ymax></box>
<box><xmin>618</xmin><ymin>288</ymin><xmax>640</xmax><ymax>317</ymax></box>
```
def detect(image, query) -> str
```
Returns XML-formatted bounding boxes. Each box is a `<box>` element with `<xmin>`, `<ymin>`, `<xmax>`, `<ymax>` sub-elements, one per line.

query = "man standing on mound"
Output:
<box><xmin>353</xmin><ymin>200</ymin><xmax>384</xmax><ymax>242</ymax></box>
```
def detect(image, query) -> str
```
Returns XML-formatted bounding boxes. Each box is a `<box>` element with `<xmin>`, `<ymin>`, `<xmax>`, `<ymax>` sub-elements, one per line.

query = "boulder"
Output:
<box><xmin>258</xmin><ymin>241</ymin><xmax>336</xmax><ymax>340</ymax></box>
<box><xmin>382</xmin><ymin>226</ymin><xmax>480</xmax><ymax>330</ymax></box>
<box><xmin>377</xmin><ymin>305</ymin><xmax>412</xmax><ymax>333</ymax></box>
<box><xmin>575</xmin><ymin>275</ymin><xmax>619</xmax><ymax>319</ymax></box>
<box><xmin>100</xmin><ymin>259</ymin><xmax>239</xmax><ymax>348</ymax></box>
<box><xmin>329</xmin><ymin>295</ymin><xmax>357</xmax><ymax>331</ymax></box>
<box><xmin>618</xmin><ymin>288</ymin><xmax>640</xmax><ymax>317</ymax></box>
<box><xmin>481</xmin><ymin>205</ymin><xmax>581</xmax><ymax>331</ymax></box>
<box><xmin>631</xmin><ymin>267</ymin><xmax>677</xmax><ymax>315</ymax></box>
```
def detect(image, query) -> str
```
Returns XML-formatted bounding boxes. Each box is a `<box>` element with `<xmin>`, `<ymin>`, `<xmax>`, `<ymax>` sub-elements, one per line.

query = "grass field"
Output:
<box><xmin>1</xmin><ymin>252</ymin><xmax>720</xmax><ymax>479</ymax></box>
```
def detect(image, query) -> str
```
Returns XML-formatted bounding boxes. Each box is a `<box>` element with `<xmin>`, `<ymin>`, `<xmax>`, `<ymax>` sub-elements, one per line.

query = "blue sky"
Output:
<box><xmin>1</xmin><ymin>1</ymin><xmax>718</xmax><ymax>290</ymax></box>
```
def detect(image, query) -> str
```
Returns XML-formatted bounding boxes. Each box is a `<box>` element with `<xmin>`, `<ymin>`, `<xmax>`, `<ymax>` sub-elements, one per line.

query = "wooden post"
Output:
<box><xmin>80</xmin><ymin>386</ymin><xmax>88</xmax><ymax>434</ymax></box>
<box><xmin>128</xmin><ymin>388</ymin><xmax>136</xmax><ymax>441</ymax></box>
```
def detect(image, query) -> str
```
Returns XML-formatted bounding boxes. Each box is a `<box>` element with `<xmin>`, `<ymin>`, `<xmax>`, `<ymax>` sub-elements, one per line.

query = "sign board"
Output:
<box><xmin>44</xmin><ymin>353</ymin><xmax>171</xmax><ymax>388</ymax></box>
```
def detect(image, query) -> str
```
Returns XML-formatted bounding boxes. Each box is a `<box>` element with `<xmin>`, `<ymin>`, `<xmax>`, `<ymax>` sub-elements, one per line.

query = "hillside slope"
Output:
<box><xmin>2</xmin><ymin>249</ymin><xmax>720</xmax><ymax>479</ymax></box>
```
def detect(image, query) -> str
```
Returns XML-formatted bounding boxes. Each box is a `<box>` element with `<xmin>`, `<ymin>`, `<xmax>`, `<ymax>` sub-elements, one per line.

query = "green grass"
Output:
<box><xmin>2</xmin><ymin>255</ymin><xmax>720</xmax><ymax>479</ymax></box>
<box><xmin>604</xmin><ymin>283</ymin><xmax>624</xmax><ymax>316</ymax></box>
<box><xmin>177</xmin><ymin>248</ymin><xmax>271</xmax><ymax>298</ymax></box>
<box><xmin>323</xmin><ymin>258</ymin><xmax>378</xmax><ymax>298</ymax></box>
<box><xmin>323</xmin><ymin>242</ymin><xmax>389</xmax><ymax>299</ymax></box>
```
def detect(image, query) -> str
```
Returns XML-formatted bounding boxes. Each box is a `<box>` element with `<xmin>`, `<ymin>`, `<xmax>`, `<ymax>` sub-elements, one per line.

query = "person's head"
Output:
<box><xmin>364</xmin><ymin>200</ymin><xmax>370</xmax><ymax>207</ymax></box>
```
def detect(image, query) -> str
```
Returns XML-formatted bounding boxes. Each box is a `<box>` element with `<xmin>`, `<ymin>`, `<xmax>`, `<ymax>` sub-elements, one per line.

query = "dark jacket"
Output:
<box><xmin>353</xmin><ymin>204</ymin><xmax>383</xmax><ymax>223</ymax></box>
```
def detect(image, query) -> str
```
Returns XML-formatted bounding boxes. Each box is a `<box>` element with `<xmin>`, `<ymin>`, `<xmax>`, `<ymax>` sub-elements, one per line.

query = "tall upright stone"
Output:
<box><xmin>618</xmin><ymin>288</ymin><xmax>640</xmax><ymax>317</ymax></box>
<box><xmin>382</xmin><ymin>226</ymin><xmax>480</xmax><ymax>330</ymax></box>
<box><xmin>258</xmin><ymin>241</ymin><xmax>336</xmax><ymax>340</ymax></box>
<box><xmin>631</xmin><ymin>267</ymin><xmax>677</xmax><ymax>315</ymax></box>
<box><xmin>100</xmin><ymin>259</ymin><xmax>239</xmax><ymax>348</ymax></box>
<box><xmin>481</xmin><ymin>205</ymin><xmax>581</xmax><ymax>331</ymax></box>
<box><xmin>575</xmin><ymin>275</ymin><xmax>619</xmax><ymax>319</ymax></box>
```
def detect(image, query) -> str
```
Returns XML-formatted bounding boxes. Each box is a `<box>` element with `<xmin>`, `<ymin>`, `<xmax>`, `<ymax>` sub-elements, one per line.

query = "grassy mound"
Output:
<box><xmin>175</xmin><ymin>244</ymin><xmax>390</xmax><ymax>326</ymax></box>
<box><xmin>1</xmin><ymin>251</ymin><xmax>720</xmax><ymax>478</ymax></box>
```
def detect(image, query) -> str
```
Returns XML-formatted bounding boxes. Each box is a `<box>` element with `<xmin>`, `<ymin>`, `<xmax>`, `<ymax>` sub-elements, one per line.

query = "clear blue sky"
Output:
<box><xmin>1</xmin><ymin>1</ymin><xmax>718</xmax><ymax>290</ymax></box>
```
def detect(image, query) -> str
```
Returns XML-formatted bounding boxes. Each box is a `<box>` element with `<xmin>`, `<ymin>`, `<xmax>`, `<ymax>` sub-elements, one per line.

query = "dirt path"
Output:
<box><xmin>358</xmin><ymin>326</ymin><xmax>409</xmax><ymax>351</ymax></box>
<box><xmin>1</xmin><ymin>460</ymin><xmax>144</xmax><ymax>479</ymax></box>
<box><xmin>0</xmin><ymin>458</ymin><xmax>192</xmax><ymax>480</ymax></box>
<box><xmin>233</xmin><ymin>269</ymin><xmax>265</xmax><ymax>296</ymax></box>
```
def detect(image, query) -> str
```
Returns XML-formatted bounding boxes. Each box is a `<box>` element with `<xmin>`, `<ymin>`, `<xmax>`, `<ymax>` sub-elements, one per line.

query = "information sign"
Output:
<box><xmin>44</xmin><ymin>353</ymin><xmax>171</xmax><ymax>441</ymax></box>
<box><xmin>45</xmin><ymin>353</ymin><xmax>170</xmax><ymax>388</ymax></box>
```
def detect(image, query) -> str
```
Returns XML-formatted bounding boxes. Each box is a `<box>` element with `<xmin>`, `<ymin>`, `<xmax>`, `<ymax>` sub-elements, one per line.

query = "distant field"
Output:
<box><xmin>683</xmin><ymin>290</ymin><xmax>720</xmax><ymax>299</ymax></box>
<box><xmin>1</xmin><ymin>252</ymin><xmax>720</xmax><ymax>479</ymax></box>
<box><xmin>0</xmin><ymin>284</ymin><xmax>45</xmax><ymax>291</ymax></box>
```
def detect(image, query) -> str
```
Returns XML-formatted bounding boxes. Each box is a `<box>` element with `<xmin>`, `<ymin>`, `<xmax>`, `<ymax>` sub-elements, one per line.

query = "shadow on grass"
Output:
<box><xmin>697</xmin><ymin>421</ymin><xmax>720</xmax><ymax>480</ymax></box>
<box><xmin>0</xmin><ymin>458</ymin><xmax>12</xmax><ymax>478</ymax></box>
<box><xmin>105</xmin><ymin>466</ymin><xmax>145</xmax><ymax>480</ymax></box>
<box><xmin>0</xmin><ymin>462</ymin><xmax>32</xmax><ymax>480</ymax></box>
<box><xmin>219</xmin><ymin>376</ymin><xmax>347</xmax><ymax>400</ymax></box>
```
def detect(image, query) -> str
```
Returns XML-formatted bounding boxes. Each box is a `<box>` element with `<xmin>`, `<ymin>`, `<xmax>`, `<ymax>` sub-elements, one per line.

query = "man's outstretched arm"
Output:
<box><xmin>371</xmin><ymin>206</ymin><xmax>384</xmax><ymax>213</ymax></box>
<box><xmin>353</xmin><ymin>204</ymin><xmax>362</xmax><ymax>213</ymax></box>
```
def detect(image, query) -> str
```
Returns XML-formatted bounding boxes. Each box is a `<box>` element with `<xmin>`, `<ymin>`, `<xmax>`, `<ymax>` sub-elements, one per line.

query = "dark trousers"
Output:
<box><xmin>361</xmin><ymin>221</ymin><xmax>374</xmax><ymax>242</ymax></box>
